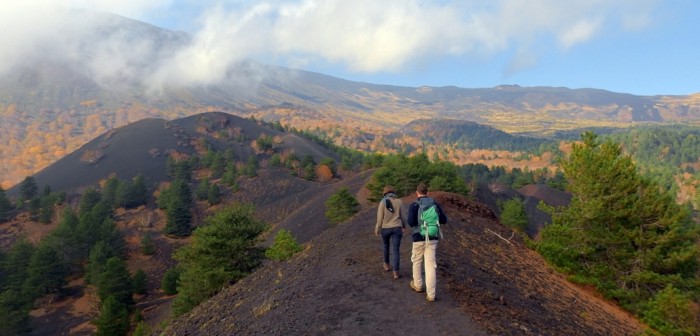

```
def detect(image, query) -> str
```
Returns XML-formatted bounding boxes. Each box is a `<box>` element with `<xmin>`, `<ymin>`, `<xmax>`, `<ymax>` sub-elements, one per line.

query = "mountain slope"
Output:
<box><xmin>7</xmin><ymin>111</ymin><xmax>336</xmax><ymax>196</ymax></box>
<box><xmin>165</xmin><ymin>192</ymin><xmax>645</xmax><ymax>335</ymax></box>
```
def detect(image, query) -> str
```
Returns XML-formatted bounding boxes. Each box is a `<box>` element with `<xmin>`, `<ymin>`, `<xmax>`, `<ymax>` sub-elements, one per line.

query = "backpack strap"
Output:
<box><xmin>384</xmin><ymin>195</ymin><xmax>395</xmax><ymax>213</ymax></box>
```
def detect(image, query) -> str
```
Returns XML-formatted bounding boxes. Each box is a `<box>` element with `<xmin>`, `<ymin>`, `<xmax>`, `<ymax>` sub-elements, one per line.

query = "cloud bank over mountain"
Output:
<box><xmin>0</xmin><ymin>0</ymin><xmax>658</xmax><ymax>90</ymax></box>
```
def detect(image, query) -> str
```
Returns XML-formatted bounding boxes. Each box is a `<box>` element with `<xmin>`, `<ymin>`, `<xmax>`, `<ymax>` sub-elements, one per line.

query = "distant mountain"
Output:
<box><xmin>391</xmin><ymin>119</ymin><xmax>553</xmax><ymax>151</ymax></box>
<box><xmin>3</xmin><ymin>10</ymin><xmax>700</xmax><ymax>187</ymax></box>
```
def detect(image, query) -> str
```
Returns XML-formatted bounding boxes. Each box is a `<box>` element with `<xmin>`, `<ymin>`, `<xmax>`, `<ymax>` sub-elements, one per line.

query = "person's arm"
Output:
<box><xmin>398</xmin><ymin>200</ymin><xmax>406</xmax><ymax>228</ymax></box>
<box><xmin>407</xmin><ymin>202</ymin><xmax>418</xmax><ymax>228</ymax></box>
<box><xmin>436</xmin><ymin>203</ymin><xmax>448</xmax><ymax>225</ymax></box>
<box><xmin>375</xmin><ymin>202</ymin><xmax>385</xmax><ymax>235</ymax></box>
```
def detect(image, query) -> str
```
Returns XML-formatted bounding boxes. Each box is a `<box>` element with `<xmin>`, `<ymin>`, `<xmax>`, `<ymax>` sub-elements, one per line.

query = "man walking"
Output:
<box><xmin>407</xmin><ymin>183</ymin><xmax>447</xmax><ymax>302</ymax></box>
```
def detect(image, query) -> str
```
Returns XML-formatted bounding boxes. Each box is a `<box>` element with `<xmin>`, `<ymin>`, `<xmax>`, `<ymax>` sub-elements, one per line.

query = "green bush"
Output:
<box><xmin>365</xmin><ymin>153</ymin><xmax>468</xmax><ymax>201</ymax></box>
<box><xmin>642</xmin><ymin>285</ymin><xmax>699</xmax><ymax>335</ymax></box>
<box><xmin>499</xmin><ymin>198</ymin><xmax>528</xmax><ymax>232</ymax></box>
<box><xmin>265</xmin><ymin>229</ymin><xmax>303</xmax><ymax>261</ymax></box>
<box><xmin>171</xmin><ymin>204</ymin><xmax>267</xmax><ymax>317</ymax></box>
<box><xmin>325</xmin><ymin>187</ymin><xmax>360</xmax><ymax>224</ymax></box>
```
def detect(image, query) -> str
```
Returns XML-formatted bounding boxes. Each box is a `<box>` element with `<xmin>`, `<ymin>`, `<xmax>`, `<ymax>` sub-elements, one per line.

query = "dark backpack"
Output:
<box><xmin>417</xmin><ymin>198</ymin><xmax>442</xmax><ymax>239</ymax></box>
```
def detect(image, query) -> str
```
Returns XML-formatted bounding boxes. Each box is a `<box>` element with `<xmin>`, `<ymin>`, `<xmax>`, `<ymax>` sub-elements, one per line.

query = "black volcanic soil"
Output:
<box><xmin>165</xmin><ymin>192</ymin><xmax>645</xmax><ymax>335</ymax></box>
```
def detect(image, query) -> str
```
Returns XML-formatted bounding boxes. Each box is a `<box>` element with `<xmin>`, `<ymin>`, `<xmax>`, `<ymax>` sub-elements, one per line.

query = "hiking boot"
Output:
<box><xmin>393</xmin><ymin>271</ymin><xmax>400</xmax><ymax>279</ymax></box>
<box><xmin>383</xmin><ymin>263</ymin><xmax>390</xmax><ymax>272</ymax></box>
<box><xmin>410</xmin><ymin>281</ymin><xmax>423</xmax><ymax>293</ymax></box>
<box><xmin>427</xmin><ymin>296</ymin><xmax>435</xmax><ymax>302</ymax></box>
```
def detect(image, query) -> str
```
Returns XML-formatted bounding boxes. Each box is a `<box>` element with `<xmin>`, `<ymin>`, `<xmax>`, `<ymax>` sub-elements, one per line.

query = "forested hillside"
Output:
<box><xmin>606</xmin><ymin>125</ymin><xmax>700</xmax><ymax>205</ymax></box>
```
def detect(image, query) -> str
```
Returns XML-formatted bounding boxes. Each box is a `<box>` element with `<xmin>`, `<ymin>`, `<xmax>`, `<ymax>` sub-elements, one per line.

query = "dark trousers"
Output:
<box><xmin>381</xmin><ymin>227</ymin><xmax>403</xmax><ymax>271</ymax></box>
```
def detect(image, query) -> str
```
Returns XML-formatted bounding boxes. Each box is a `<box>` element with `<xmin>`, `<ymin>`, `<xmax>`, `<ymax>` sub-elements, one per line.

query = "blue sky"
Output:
<box><xmin>2</xmin><ymin>0</ymin><xmax>699</xmax><ymax>96</ymax></box>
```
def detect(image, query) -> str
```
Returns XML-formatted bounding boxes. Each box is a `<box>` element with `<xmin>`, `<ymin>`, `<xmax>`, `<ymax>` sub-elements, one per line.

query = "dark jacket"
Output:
<box><xmin>407</xmin><ymin>196</ymin><xmax>447</xmax><ymax>242</ymax></box>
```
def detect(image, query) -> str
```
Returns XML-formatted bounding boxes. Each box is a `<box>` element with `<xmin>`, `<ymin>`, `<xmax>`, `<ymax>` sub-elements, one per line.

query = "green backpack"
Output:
<box><xmin>418</xmin><ymin>198</ymin><xmax>441</xmax><ymax>239</ymax></box>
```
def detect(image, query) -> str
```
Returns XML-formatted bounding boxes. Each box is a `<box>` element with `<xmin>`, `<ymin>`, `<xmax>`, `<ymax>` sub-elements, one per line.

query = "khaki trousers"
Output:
<box><xmin>411</xmin><ymin>240</ymin><xmax>438</xmax><ymax>299</ymax></box>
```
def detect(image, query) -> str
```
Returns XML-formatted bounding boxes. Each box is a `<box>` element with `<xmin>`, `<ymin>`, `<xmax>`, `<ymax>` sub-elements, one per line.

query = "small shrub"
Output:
<box><xmin>265</xmin><ymin>229</ymin><xmax>303</xmax><ymax>261</ymax></box>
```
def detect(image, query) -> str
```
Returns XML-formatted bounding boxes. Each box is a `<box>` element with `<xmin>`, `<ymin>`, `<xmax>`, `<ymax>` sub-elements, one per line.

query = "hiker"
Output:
<box><xmin>407</xmin><ymin>182</ymin><xmax>447</xmax><ymax>302</ymax></box>
<box><xmin>375</xmin><ymin>185</ymin><xmax>405</xmax><ymax>279</ymax></box>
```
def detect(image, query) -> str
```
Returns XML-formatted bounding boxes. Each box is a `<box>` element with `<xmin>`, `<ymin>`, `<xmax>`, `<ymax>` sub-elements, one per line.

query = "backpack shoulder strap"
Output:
<box><xmin>384</xmin><ymin>196</ymin><xmax>394</xmax><ymax>213</ymax></box>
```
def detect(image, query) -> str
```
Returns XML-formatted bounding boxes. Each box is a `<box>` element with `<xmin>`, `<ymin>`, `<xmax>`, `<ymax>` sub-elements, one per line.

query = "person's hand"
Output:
<box><xmin>375</xmin><ymin>231</ymin><xmax>379</xmax><ymax>236</ymax></box>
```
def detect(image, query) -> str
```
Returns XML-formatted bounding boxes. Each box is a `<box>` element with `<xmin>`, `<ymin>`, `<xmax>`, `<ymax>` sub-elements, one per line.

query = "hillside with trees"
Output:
<box><xmin>1</xmin><ymin>115</ymin><xmax>699</xmax><ymax>334</ymax></box>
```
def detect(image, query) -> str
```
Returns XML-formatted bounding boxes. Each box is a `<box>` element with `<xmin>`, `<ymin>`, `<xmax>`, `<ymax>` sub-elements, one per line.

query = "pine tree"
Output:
<box><xmin>210</xmin><ymin>153</ymin><xmax>226</xmax><ymax>178</ymax></box>
<box><xmin>0</xmin><ymin>289</ymin><xmax>32</xmax><ymax>335</ymax></box>
<box><xmin>207</xmin><ymin>184</ymin><xmax>221</xmax><ymax>205</ymax></box>
<box><xmin>3</xmin><ymin>240</ymin><xmax>34</xmax><ymax>292</ymax></box>
<box><xmin>96</xmin><ymin>257</ymin><xmax>134</xmax><ymax>308</ymax></box>
<box><xmin>0</xmin><ymin>186</ymin><xmax>14</xmax><ymax>222</ymax></box>
<box><xmin>140</xmin><ymin>233</ymin><xmax>155</xmax><ymax>256</ymax></box>
<box><xmin>102</xmin><ymin>176</ymin><xmax>121</xmax><ymax>208</ymax></box>
<box><xmin>43</xmin><ymin>208</ymin><xmax>81</xmax><ymax>263</ymax></box>
<box><xmin>325</xmin><ymin>187</ymin><xmax>360</xmax><ymax>224</ymax></box>
<box><xmin>244</xmin><ymin>156</ymin><xmax>258</xmax><ymax>177</ymax></box>
<box><xmin>114</xmin><ymin>180</ymin><xmax>129</xmax><ymax>209</ymax></box>
<box><xmin>537</xmin><ymin>132</ymin><xmax>699</xmax><ymax>314</ymax></box>
<box><xmin>164</xmin><ymin>197</ymin><xmax>192</xmax><ymax>237</ymax></box>
<box><xmin>28</xmin><ymin>197</ymin><xmax>41</xmax><ymax>221</ymax></box>
<box><xmin>86</xmin><ymin>241</ymin><xmax>116</xmax><ymax>285</ymax></box>
<box><xmin>127</xmin><ymin>175</ymin><xmax>148</xmax><ymax>208</ymax></box>
<box><xmin>37</xmin><ymin>195</ymin><xmax>54</xmax><ymax>224</ymax></box>
<box><xmin>94</xmin><ymin>296</ymin><xmax>129</xmax><ymax>336</ymax></box>
<box><xmin>500</xmin><ymin>198</ymin><xmax>528</xmax><ymax>232</ymax></box>
<box><xmin>132</xmin><ymin>270</ymin><xmax>147</xmax><ymax>295</ymax></box>
<box><xmin>161</xmin><ymin>267</ymin><xmax>180</xmax><ymax>295</ymax></box>
<box><xmin>19</xmin><ymin>176</ymin><xmax>38</xmax><ymax>202</ymax></box>
<box><xmin>23</xmin><ymin>243</ymin><xmax>68</xmax><ymax>297</ymax></box>
<box><xmin>163</xmin><ymin>178</ymin><xmax>193</xmax><ymax>237</ymax></box>
<box><xmin>79</xmin><ymin>188</ymin><xmax>101</xmax><ymax>216</ymax></box>
<box><xmin>172</xmin><ymin>204</ymin><xmax>266</xmax><ymax>316</ymax></box>
<box><xmin>196</xmin><ymin>178</ymin><xmax>210</xmax><ymax>201</ymax></box>
<box><xmin>222</xmin><ymin>162</ymin><xmax>238</xmax><ymax>187</ymax></box>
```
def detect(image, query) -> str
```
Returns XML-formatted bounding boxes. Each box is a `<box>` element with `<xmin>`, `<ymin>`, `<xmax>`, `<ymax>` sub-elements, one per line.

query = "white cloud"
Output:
<box><xmin>558</xmin><ymin>18</ymin><xmax>602</xmax><ymax>49</ymax></box>
<box><xmin>0</xmin><ymin>0</ymin><xmax>661</xmax><ymax>88</ymax></box>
